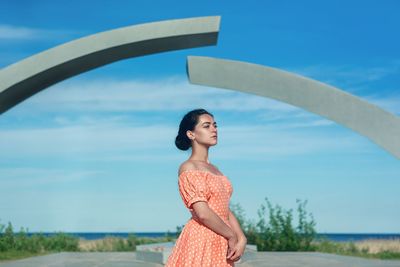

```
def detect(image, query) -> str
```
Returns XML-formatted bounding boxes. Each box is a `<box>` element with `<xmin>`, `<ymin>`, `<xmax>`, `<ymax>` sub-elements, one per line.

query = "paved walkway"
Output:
<box><xmin>0</xmin><ymin>253</ymin><xmax>161</xmax><ymax>267</ymax></box>
<box><xmin>241</xmin><ymin>252</ymin><xmax>400</xmax><ymax>267</ymax></box>
<box><xmin>0</xmin><ymin>252</ymin><xmax>399</xmax><ymax>267</ymax></box>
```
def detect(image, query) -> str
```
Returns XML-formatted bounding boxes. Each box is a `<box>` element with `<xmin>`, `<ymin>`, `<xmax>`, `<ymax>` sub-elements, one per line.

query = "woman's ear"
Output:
<box><xmin>186</xmin><ymin>130</ymin><xmax>194</xmax><ymax>140</ymax></box>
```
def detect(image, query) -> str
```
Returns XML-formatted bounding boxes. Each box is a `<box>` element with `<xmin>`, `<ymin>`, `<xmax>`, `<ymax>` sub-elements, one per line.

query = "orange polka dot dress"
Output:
<box><xmin>165</xmin><ymin>169</ymin><xmax>235</xmax><ymax>267</ymax></box>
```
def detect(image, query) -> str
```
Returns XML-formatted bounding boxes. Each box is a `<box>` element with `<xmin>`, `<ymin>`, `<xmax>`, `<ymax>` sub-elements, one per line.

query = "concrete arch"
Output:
<box><xmin>187</xmin><ymin>56</ymin><xmax>400</xmax><ymax>160</ymax></box>
<box><xmin>0</xmin><ymin>16</ymin><xmax>220</xmax><ymax>114</ymax></box>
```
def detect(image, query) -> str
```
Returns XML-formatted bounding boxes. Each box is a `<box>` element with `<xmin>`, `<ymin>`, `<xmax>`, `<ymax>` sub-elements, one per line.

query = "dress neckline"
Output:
<box><xmin>179</xmin><ymin>169</ymin><xmax>226</xmax><ymax>177</ymax></box>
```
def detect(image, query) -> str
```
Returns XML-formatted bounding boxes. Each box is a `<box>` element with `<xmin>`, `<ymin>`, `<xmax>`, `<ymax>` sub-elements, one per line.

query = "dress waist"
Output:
<box><xmin>190</xmin><ymin>215</ymin><xmax>230</xmax><ymax>226</ymax></box>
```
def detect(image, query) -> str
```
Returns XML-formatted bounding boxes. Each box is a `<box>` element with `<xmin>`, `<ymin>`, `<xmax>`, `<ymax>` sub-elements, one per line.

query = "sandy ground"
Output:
<box><xmin>354</xmin><ymin>239</ymin><xmax>400</xmax><ymax>254</ymax></box>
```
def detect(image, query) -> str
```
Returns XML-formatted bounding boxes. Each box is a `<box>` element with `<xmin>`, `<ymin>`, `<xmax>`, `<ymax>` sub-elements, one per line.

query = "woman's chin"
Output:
<box><xmin>202</xmin><ymin>140</ymin><xmax>217</xmax><ymax>147</ymax></box>
<box><xmin>210</xmin><ymin>141</ymin><xmax>218</xmax><ymax>146</ymax></box>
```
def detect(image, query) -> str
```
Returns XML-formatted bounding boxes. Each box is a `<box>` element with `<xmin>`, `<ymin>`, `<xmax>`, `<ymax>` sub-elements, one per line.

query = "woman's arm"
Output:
<box><xmin>191</xmin><ymin>201</ymin><xmax>236</xmax><ymax>240</ymax></box>
<box><xmin>191</xmin><ymin>201</ymin><xmax>238</xmax><ymax>260</ymax></box>
<box><xmin>226</xmin><ymin>209</ymin><xmax>247</xmax><ymax>261</ymax></box>
<box><xmin>228</xmin><ymin>210</ymin><xmax>247</xmax><ymax>243</ymax></box>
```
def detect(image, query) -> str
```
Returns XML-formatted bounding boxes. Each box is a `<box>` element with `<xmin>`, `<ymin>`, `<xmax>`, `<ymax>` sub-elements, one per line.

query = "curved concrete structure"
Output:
<box><xmin>0</xmin><ymin>16</ymin><xmax>220</xmax><ymax>114</ymax></box>
<box><xmin>187</xmin><ymin>56</ymin><xmax>400</xmax><ymax>160</ymax></box>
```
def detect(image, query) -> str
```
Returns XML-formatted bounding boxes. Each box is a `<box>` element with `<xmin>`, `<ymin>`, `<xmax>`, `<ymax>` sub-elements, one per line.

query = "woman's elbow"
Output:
<box><xmin>192</xmin><ymin>202</ymin><xmax>210</xmax><ymax>221</ymax></box>
<box><xmin>197</xmin><ymin>212</ymin><xmax>208</xmax><ymax>222</ymax></box>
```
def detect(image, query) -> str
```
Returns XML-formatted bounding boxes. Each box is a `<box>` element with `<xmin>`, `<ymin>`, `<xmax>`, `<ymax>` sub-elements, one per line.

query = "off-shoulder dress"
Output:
<box><xmin>165</xmin><ymin>169</ymin><xmax>235</xmax><ymax>267</ymax></box>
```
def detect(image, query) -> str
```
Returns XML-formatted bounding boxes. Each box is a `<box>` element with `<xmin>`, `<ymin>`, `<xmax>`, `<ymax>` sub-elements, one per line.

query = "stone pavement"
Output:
<box><xmin>240</xmin><ymin>252</ymin><xmax>400</xmax><ymax>267</ymax></box>
<box><xmin>1</xmin><ymin>252</ymin><xmax>400</xmax><ymax>267</ymax></box>
<box><xmin>0</xmin><ymin>253</ymin><xmax>161</xmax><ymax>267</ymax></box>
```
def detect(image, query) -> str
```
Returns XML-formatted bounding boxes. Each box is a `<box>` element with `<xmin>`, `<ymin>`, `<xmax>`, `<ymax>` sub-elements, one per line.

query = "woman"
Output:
<box><xmin>165</xmin><ymin>108</ymin><xmax>247</xmax><ymax>266</ymax></box>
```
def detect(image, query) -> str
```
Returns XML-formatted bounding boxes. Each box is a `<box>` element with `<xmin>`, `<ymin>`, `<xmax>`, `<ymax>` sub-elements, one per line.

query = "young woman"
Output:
<box><xmin>165</xmin><ymin>108</ymin><xmax>247</xmax><ymax>266</ymax></box>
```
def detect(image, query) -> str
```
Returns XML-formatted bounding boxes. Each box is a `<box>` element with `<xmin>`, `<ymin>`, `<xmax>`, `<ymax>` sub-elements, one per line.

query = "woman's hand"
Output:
<box><xmin>227</xmin><ymin>237</ymin><xmax>247</xmax><ymax>262</ymax></box>
<box><xmin>226</xmin><ymin>234</ymin><xmax>238</xmax><ymax>260</ymax></box>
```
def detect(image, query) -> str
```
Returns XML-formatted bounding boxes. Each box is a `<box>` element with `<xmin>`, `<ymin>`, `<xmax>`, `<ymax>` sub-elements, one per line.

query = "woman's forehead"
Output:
<box><xmin>198</xmin><ymin>114</ymin><xmax>215</xmax><ymax>124</ymax></box>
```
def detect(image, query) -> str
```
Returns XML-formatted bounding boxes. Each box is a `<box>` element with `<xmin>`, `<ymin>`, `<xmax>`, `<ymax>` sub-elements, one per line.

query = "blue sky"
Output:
<box><xmin>0</xmin><ymin>1</ymin><xmax>399</xmax><ymax>233</ymax></box>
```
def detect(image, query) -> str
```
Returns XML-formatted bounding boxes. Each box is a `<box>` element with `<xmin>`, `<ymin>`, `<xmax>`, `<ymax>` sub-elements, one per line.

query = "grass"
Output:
<box><xmin>0</xmin><ymin>220</ymin><xmax>176</xmax><ymax>261</ymax></box>
<box><xmin>314</xmin><ymin>239</ymin><xmax>400</xmax><ymax>260</ymax></box>
<box><xmin>0</xmin><ymin>250</ymin><xmax>49</xmax><ymax>261</ymax></box>
<box><xmin>2</xmin><ymin>236</ymin><xmax>400</xmax><ymax>262</ymax></box>
<box><xmin>0</xmin><ymin>235</ymin><xmax>174</xmax><ymax>261</ymax></box>
<box><xmin>355</xmin><ymin>239</ymin><xmax>400</xmax><ymax>254</ymax></box>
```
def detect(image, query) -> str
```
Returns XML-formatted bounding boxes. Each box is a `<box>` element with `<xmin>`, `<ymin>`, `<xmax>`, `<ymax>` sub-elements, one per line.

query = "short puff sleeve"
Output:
<box><xmin>178</xmin><ymin>170</ymin><xmax>210</xmax><ymax>209</ymax></box>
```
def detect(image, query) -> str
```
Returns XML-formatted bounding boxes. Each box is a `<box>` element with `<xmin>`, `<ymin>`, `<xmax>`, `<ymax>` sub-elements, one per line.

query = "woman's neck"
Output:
<box><xmin>190</xmin><ymin>144</ymin><xmax>210</xmax><ymax>163</ymax></box>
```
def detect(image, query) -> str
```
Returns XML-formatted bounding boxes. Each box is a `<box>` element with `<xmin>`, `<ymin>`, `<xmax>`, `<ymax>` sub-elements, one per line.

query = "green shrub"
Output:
<box><xmin>28</xmin><ymin>234</ymin><xmax>45</xmax><ymax>253</ymax></box>
<box><xmin>0</xmin><ymin>221</ymin><xmax>6</xmax><ymax>252</ymax></box>
<box><xmin>44</xmin><ymin>233</ymin><xmax>79</xmax><ymax>252</ymax></box>
<box><xmin>377</xmin><ymin>250</ymin><xmax>400</xmax><ymax>260</ymax></box>
<box><xmin>3</xmin><ymin>222</ymin><xmax>15</xmax><ymax>250</ymax></box>
<box><xmin>0</xmin><ymin>221</ymin><xmax>79</xmax><ymax>254</ymax></box>
<box><xmin>296</xmin><ymin>199</ymin><xmax>316</xmax><ymax>250</ymax></box>
<box><xmin>230</xmin><ymin>198</ymin><xmax>317</xmax><ymax>251</ymax></box>
<box><xmin>127</xmin><ymin>234</ymin><xmax>137</xmax><ymax>251</ymax></box>
<box><xmin>14</xmin><ymin>227</ymin><xmax>29</xmax><ymax>251</ymax></box>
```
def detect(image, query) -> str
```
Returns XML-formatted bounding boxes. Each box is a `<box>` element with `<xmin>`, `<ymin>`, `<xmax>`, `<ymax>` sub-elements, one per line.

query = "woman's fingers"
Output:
<box><xmin>228</xmin><ymin>242</ymin><xmax>244</xmax><ymax>261</ymax></box>
<box><xmin>228</xmin><ymin>248</ymin><xmax>241</xmax><ymax>260</ymax></box>
<box><xmin>232</xmin><ymin>255</ymin><xmax>241</xmax><ymax>262</ymax></box>
<box><xmin>227</xmin><ymin>236</ymin><xmax>237</xmax><ymax>259</ymax></box>
<box><xmin>226</xmin><ymin>247</ymin><xmax>235</xmax><ymax>259</ymax></box>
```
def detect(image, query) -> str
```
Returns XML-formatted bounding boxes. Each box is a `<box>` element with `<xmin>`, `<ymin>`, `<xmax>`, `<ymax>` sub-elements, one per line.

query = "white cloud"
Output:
<box><xmin>0</xmin><ymin>122</ymin><xmax>177</xmax><ymax>159</ymax></box>
<box><xmin>0</xmin><ymin>115</ymin><xmax>370</xmax><ymax>163</ymax></box>
<box><xmin>214</xmin><ymin>124</ymin><xmax>370</xmax><ymax>159</ymax></box>
<box><xmin>0</xmin><ymin>24</ymin><xmax>39</xmax><ymax>40</ymax></box>
<box><xmin>15</xmin><ymin>76</ymin><xmax>398</xmax><ymax>120</ymax></box>
<box><xmin>13</xmin><ymin>77</ymin><xmax>303</xmax><ymax>116</ymax></box>
<box><xmin>255</xmin><ymin>110</ymin><xmax>335</xmax><ymax>128</ymax></box>
<box><xmin>290</xmin><ymin>62</ymin><xmax>400</xmax><ymax>88</ymax></box>
<box><xmin>2</xmin><ymin>76</ymin><xmax>393</xmax><ymax>162</ymax></box>
<box><xmin>0</xmin><ymin>168</ymin><xmax>101</xmax><ymax>188</ymax></box>
<box><xmin>0</xmin><ymin>24</ymin><xmax>81</xmax><ymax>41</ymax></box>
<box><xmin>280</xmin><ymin>119</ymin><xmax>335</xmax><ymax>128</ymax></box>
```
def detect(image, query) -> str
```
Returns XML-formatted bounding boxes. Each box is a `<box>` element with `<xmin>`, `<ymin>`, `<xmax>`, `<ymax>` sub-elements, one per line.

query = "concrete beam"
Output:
<box><xmin>187</xmin><ymin>56</ymin><xmax>400</xmax><ymax>160</ymax></box>
<box><xmin>0</xmin><ymin>16</ymin><xmax>220</xmax><ymax>114</ymax></box>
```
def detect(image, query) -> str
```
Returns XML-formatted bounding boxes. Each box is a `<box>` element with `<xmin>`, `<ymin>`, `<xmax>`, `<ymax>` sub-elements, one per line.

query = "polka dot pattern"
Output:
<box><xmin>165</xmin><ymin>169</ymin><xmax>234</xmax><ymax>267</ymax></box>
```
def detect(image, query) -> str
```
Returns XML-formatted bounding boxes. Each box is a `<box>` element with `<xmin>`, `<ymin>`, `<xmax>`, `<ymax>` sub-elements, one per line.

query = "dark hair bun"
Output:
<box><xmin>175</xmin><ymin>133</ymin><xmax>191</xmax><ymax>151</ymax></box>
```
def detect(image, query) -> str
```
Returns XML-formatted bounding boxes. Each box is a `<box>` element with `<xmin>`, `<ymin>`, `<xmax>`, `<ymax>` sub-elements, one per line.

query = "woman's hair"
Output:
<box><xmin>175</xmin><ymin>108</ymin><xmax>214</xmax><ymax>151</ymax></box>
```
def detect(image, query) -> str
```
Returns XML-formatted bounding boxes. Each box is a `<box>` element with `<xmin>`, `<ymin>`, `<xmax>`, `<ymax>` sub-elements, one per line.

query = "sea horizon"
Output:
<box><xmin>24</xmin><ymin>232</ymin><xmax>400</xmax><ymax>242</ymax></box>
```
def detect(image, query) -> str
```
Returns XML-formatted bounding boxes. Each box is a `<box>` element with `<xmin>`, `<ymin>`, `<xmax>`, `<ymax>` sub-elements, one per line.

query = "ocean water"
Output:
<box><xmin>28</xmin><ymin>232</ymin><xmax>400</xmax><ymax>242</ymax></box>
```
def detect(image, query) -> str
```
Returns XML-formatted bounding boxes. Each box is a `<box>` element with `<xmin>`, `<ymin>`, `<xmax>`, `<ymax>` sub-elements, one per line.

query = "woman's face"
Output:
<box><xmin>187</xmin><ymin>114</ymin><xmax>218</xmax><ymax>147</ymax></box>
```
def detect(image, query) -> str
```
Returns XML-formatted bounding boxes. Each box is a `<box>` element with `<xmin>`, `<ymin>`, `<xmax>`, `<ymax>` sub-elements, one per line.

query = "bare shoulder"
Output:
<box><xmin>178</xmin><ymin>161</ymin><xmax>199</xmax><ymax>175</ymax></box>
<box><xmin>210</xmin><ymin>163</ymin><xmax>221</xmax><ymax>171</ymax></box>
<box><xmin>178</xmin><ymin>161</ymin><xmax>223</xmax><ymax>176</ymax></box>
